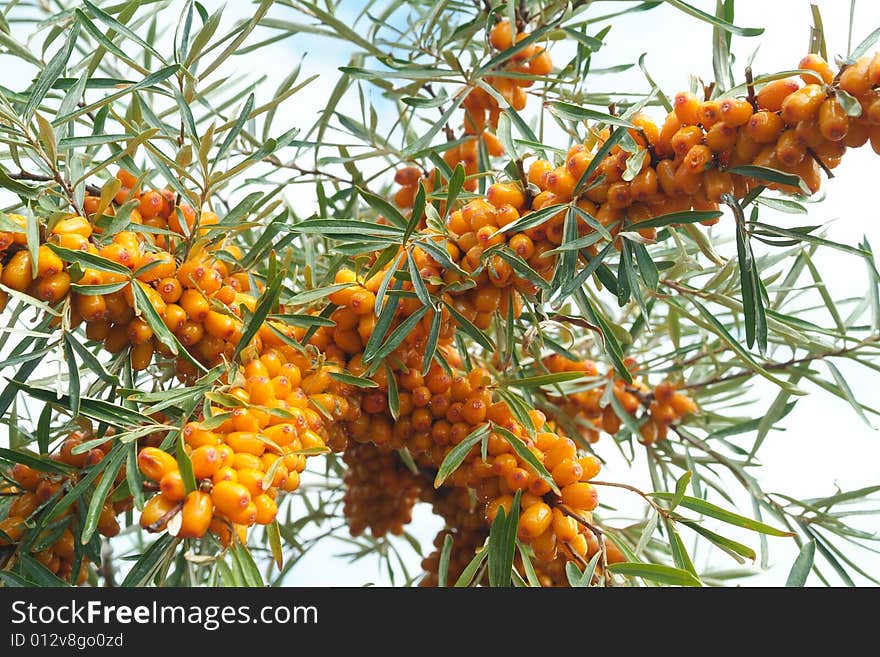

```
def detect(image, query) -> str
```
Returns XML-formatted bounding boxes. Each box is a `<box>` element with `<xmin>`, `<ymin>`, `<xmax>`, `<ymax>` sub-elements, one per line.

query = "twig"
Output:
<box><xmin>100</xmin><ymin>539</ymin><xmax>116</xmax><ymax>587</ymax></box>
<box><xmin>678</xmin><ymin>335</ymin><xmax>879</xmax><ymax>391</ymax></box>
<box><xmin>589</xmin><ymin>479</ymin><xmax>672</xmax><ymax>518</ymax></box>
<box><xmin>745</xmin><ymin>66</ymin><xmax>758</xmax><ymax>112</ymax></box>
<box><xmin>9</xmin><ymin>171</ymin><xmax>105</xmax><ymax>199</ymax></box>
<box><xmin>550</xmin><ymin>499</ymin><xmax>609</xmax><ymax>583</ymax></box>
<box><xmin>425</xmin><ymin>83</ymin><xmax>455</xmax><ymax>143</ymax></box>
<box><xmin>806</xmin><ymin>146</ymin><xmax>835</xmax><ymax>179</ymax></box>
<box><xmin>146</xmin><ymin>502</ymin><xmax>183</xmax><ymax>532</ymax></box>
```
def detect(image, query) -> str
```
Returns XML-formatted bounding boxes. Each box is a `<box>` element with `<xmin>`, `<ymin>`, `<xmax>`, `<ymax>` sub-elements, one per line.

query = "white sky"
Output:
<box><xmin>1</xmin><ymin>0</ymin><xmax>878</xmax><ymax>586</ymax></box>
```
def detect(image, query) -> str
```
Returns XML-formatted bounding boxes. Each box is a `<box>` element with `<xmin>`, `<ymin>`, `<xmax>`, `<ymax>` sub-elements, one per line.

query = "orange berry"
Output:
<box><xmin>178</xmin><ymin>490</ymin><xmax>213</xmax><ymax>538</ymax></box>
<box><xmin>137</xmin><ymin>447</ymin><xmax>178</xmax><ymax>481</ymax></box>
<box><xmin>159</xmin><ymin>470</ymin><xmax>186</xmax><ymax>502</ymax></box>
<box><xmin>561</xmin><ymin>482</ymin><xmax>599</xmax><ymax>511</ymax></box>
<box><xmin>139</xmin><ymin>494</ymin><xmax>178</xmax><ymax>531</ymax></box>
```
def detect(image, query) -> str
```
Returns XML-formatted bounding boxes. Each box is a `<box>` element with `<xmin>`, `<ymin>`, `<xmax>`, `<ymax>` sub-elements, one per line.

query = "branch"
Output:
<box><xmin>679</xmin><ymin>336</ymin><xmax>880</xmax><ymax>392</ymax></box>
<box><xmin>7</xmin><ymin>170</ymin><xmax>102</xmax><ymax>204</ymax></box>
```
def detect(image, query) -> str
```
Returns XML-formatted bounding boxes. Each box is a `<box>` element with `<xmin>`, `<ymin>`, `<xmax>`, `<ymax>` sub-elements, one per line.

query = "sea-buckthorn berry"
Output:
<box><xmin>670</xmin><ymin>393</ymin><xmax>698</xmax><ymax>416</ymax></box>
<box><xmin>776</xmin><ymin>130</ymin><xmax>806</xmax><ymax>167</ymax></box>
<box><xmin>137</xmin><ymin>447</ymin><xmax>179</xmax><ymax>481</ymax></box>
<box><xmin>839</xmin><ymin>56</ymin><xmax>872</xmax><ymax>97</ymax></box>
<box><xmin>528</xmin><ymin>159</ymin><xmax>553</xmax><ymax>187</ymax></box>
<box><xmin>543</xmin><ymin>437</ymin><xmax>577</xmax><ymax>471</ymax></box>
<box><xmin>670</xmin><ymin>125</ymin><xmax>703</xmax><ymax>157</ymax></box>
<box><xmin>718</xmin><ymin>97</ymin><xmax>753</xmax><ymax>126</ymax></box>
<box><xmin>818</xmin><ymin>97</ymin><xmax>850</xmax><ymax>141</ymax></box>
<box><xmin>561</xmin><ymin>482</ymin><xmax>599</xmax><ymax>511</ymax></box>
<box><xmin>1</xmin><ymin>250</ymin><xmax>33</xmax><ymax>291</ymax></box>
<box><xmin>551</xmin><ymin>458</ymin><xmax>584</xmax><ymax>487</ymax></box>
<box><xmin>130</xmin><ymin>341</ymin><xmax>154</xmax><ymax>371</ymax></box>
<box><xmin>235</xmin><ymin>468</ymin><xmax>267</xmax><ymax>498</ymax></box>
<box><xmin>780</xmin><ymin>84</ymin><xmax>826</xmax><ymax>124</ymax></box>
<box><xmin>10</xmin><ymin>463</ymin><xmax>40</xmax><ymax>490</ymax></box>
<box><xmin>36</xmin><ymin>271</ymin><xmax>71</xmax><ymax>303</ymax></box>
<box><xmin>253</xmin><ymin>494</ymin><xmax>278</xmax><ymax>525</ymax></box>
<box><xmin>487</xmin><ymin>182</ymin><xmax>525</xmax><ymax>210</ymax></box>
<box><xmin>519</xmin><ymin>502</ymin><xmax>553</xmax><ymax>538</ymax></box>
<box><xmin>136</xmin><ymin>251</ymin><xmax>176</xmax><ymax>282</ymax></box>
<box><xmin>159</xmin><ymin>470</ymin><xmax>186</xmax><ymax>502</ymax></box>
<box><xmin>139</xmin><ymin>494</ymin><xmax>178</xmax><ymax>532</ymax></box>
<box><xmin>126</xmin><ymin>318</ymin><xmax>153</xmax><ymax>344</ymax></box>
<box><xmin>673</xmin><ymin>91</ymin><xmax>701</xmax><ymax>125</ymax></box>
<box><xmin>529</xmin><ymin>49</ymin><xmax>553</xmax><ymax>76</ymax></box>
<box><xmin>798</xmin><ymin>53</ymin><xmax>834</xmax><ymax>85</ymax></box>
<box><xmin>212</xmin><ymin>466</ymin><xmax>237</xmax><ymax>485</ymax></box>
<box><xmin>36</xmin><ymin>244</ymin><xmax>64</xmax><ymax>278</ymax></box>
<box><xmin>756</xmin><ymin>77</ymin><xmax>801</xmax><ymax>112</ymax></box>
<box><xmin>697</xmin><ymin>100</ymin><xmax>722</xmax><ymax>127</ymax></box>
<box><xmin>178</xmin><ymin>491</ymin><xmax>213</xmax><ymax>538</ymax></box>
<box><xmin>226</xmin><ymin>431</ymin><xmax>266</xmax><ymax>456</ymax></box>
<box><xmin>745</xmin><ymin>110</ymin><xmax>784</xmax><ymax>143</ymax></box>
<box><xmin>9</xmin><ymin>492</ymin><xmax>39</xmax><ymax>519</ymax></box>
<box><xmin>704</xmin><ymin>121</ymin><xmax>737</xmax><ymax>152</ymax></box>
<box><xmin>211</xmin><ymin>480</ymin><xmax>252</xmax><ymax>517</ymax></box>
<box><xmin>190</xmin><ymin>445</ymin><xmax>223</xmax><ymax>480</ymax></box>
<box><xmin>489</xmin><ymin>20</ymin><xmax>514</xmax><ymax>50</ymax></box>
<box><xmin>552</xmin><ymin>508</ymin><xmax>579</xmax><ymax>542</ymax></box>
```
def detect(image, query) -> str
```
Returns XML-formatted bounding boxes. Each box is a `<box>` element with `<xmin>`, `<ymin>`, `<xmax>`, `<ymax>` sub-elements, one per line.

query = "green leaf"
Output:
<box><xmin>61</xmin><ymin>336</ymin><xmax>81</xmax><ymax>419</ymax></box>
<box><xmin>121</xmin><ymin>535</ymin><xmax>178</xmax><ymax>587</ymax></box>
<box><xmin>685</xmin><ymin>298</ymin><xmax>801</xmax><ymax>393</ymax></box>
<box><xmin>786</xmin><ymin>540</ymin><xmax>816</xmax><ymax>587</ymax></box>
<box><xmin>433</xmin><ymin>423</ymin><xmax>490</xmax><ymax>488</ymax></box>
<box><xmin>232</xmin><ymin>266</ymin><xmax>282</xmax><ymax>363</ymax></box>
<box><xmin>403</xmin><ymin>181</ymin><xmax>426</xmax><ymax>245</ymax></box>
<box><xmin>47</xmin><ymin>244</ymin><xmax>133</xmax><ymax>276</ymax></box>
<box><xmin>53</xmin><ymin>64</ymin><xmax>180</xmax><ymax>127</ymax></box>
<box><xmin>653</xmin><ymin>493</ymin><xmax>793</xmax><ymax>536</ymax></box>
<box><xmin>500</xmin><ymin>372</ymin><xmax>587</xmax><ymax>389</ymax></box>
<box><xmin>24</xmin><ymin>23</ymin><xmax>81</xmax><ymax>122</ymax></box>
<box><xmin>664</xmin><ymin>0</ymin><xmax>763</xmax><ymax>36</ymax></box>
<box><xmin>18</xmin><ymin>554</ymin><xmax>72</xmax><ymax>587</ymax></box>
<box><xmin>214</xmin><ymin>93</ymin><xmax>255</xmax><ymax>166</ymax></box>
<box><xmin>453</xmin><ymin>546</ymin><xmax>488</xmax><ymax>587</ymax></box>
<box><xmin>608</xmin><ymin>562</ymin><xmax>702</xmax><ymax>586</ymax></box>
<box><xmin>725</xmin><ymin>194</ymin><xmax>767</xmax><ymax>352</ymax></box>
<box><xmin>679</xmin><ymin>521</ymin><xmax>757</xmax><ymax>561</ymax></box>
<box><xmin>487</xmin><ymin>490</ymin><xmax>521</xmax><ymax>588</ymax></box>
<box><xmin>176</xmin><ymin>430</ymin><xmax>197</xmax><ymax>495</ymax></box>
<box><xmin>835</xmin><ymin>89</ymin><xmax>863</xmax><ymax>117</ymax></box>
<box><xmin>437</xmin><ymin>533</ymin><xmax>454</xmax><ymax>588</ymax></box>
<box><xmin>445</xmin><ymin>163</ymin><xmax>466</xmax><ymax>217</ymax></box>
<box><xmin>131</xmin><ymin>280</ymin><xmax>179</xmax><ymax>357</ymax></box>
<box><xmin>632</xmin><ymin>242</ymin><xmax>659</xmax><ymax>290</ymax></box>
<box><xmin>8</xmin><ymin>381</ymin><xmax>156</xmax><ymax>427</ymax></box>
<box><xmin>728</xmin><ymin>165</ymin><xmax>809</xmax><ymax>194</ymax></box>
<box><xmin>81</xmin><ymin>447</ymin><xmax>126</xmax><ymax>544</ymax></box>
<box><xmin>824</xmin><ymin>360</ymin><xmax>873</xmax><ymax>428</ymax></box>
<box><xmin>0</xmin><ymin>447</ymin><xmax>72</xmax><ymax>475</ymax></box>
<box><xmin>292</xmin><ymin>218</ymin><xmax>403</xmax><ymax>238</ymax></box>
<box><xmin>670</xmin><ymin>471</ymin><xmax>692</xmax><ymax>511</ymax></box>
<box><xmin>267</xmin><ymin>521</ymin><xmax>284</xmax><ymax>571</ymax></box>
<box><xmin>229</xmin><ymin>538</ymin><xmax>264</xmax><ymax>587</ymax></box>
<box><xmin>367</xmin><ymin>305</ymin><xmax>428</xmax><ymax>365</ymax></box>
<box><xmin>548</xmin><ymin>101</ymin><xmax>634</xmax><ymax>128</ymax></box>
<box><xmin>847</xmin><ymin>25</ymin><xmax>880</xmax><ymax>63</ymax></box>
<box><xmin>636</xmin><ymin>210</ymin><xmax>724</xmax><ymax>230</ymax></box>
<box><xmin>357</xmin><ymin>187</ymin><xmax>408</xmax><ymax>231</ymax></box>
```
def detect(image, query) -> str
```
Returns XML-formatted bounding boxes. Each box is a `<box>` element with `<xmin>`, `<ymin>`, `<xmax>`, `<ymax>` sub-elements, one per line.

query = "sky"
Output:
<box><xmin>0</xmin><ymin>0</ymin><xmax>878</xmax><ymax>587</ymax></box>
